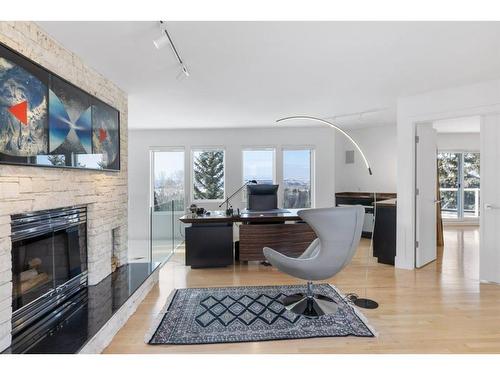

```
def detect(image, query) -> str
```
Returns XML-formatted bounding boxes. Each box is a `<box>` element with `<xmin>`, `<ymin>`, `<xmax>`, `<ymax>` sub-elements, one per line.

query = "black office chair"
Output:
<box><xmin>247</xmin><ymin>184</ymin><xmax>278</xmax><ymax>211</ymax></box>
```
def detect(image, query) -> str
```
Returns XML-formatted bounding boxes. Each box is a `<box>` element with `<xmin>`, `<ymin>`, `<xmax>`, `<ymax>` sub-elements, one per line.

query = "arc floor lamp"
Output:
<box><xmin>276</xmin><ymin>115</ymin><xmax>378</xmax><ymax>309</ymax></box>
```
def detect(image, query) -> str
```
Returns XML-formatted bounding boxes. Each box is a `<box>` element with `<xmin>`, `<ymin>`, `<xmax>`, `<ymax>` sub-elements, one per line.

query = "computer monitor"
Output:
<box><xmin>247</xmin><ymin>184</ymin><xmax>279</xmax><ymax>211</ymax></box>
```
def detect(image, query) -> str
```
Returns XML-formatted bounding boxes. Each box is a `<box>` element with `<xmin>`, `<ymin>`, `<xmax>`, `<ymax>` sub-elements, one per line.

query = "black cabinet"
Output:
<box><xmin>335</xmin><ymin>192</ymin><xmax>397</xmax><ymax>243</ymax></box>
<box><xmin>185</xmin><ymin>223</ymin><xmax>234</xmax><ymax>268</ymax></box>
<box><xmin>373</xmin><ymin>203</ymin><xmax>397</xmax><ymax>265</ymax></box>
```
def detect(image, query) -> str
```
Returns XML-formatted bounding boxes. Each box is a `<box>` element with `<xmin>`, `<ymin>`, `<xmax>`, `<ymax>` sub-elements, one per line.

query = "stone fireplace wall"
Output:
<box><xmin>0</xmin><ymin>22</ymin><xmax>128</xmax><ymax>351</ymax></box>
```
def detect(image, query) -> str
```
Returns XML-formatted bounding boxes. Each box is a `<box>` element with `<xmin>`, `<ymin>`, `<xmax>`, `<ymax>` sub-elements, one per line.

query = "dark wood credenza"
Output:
<box><xmin>335</xmin><ymin>192</ymin><xmax>397</xmax><ymax>265</ymax></box>
<box><xmin>335</xmin><ymin>192</ymin><xmax>396</xmax><ymax>209</ymax></box>
<box><xmin>335</xmin><ymin>192</ymin><xmax>396</xmax><ymax>237</ymax></box>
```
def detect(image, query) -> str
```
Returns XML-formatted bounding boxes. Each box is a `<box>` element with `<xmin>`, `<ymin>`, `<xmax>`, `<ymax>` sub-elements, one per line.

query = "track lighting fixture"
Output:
<box><xmin>154</xmin><ymin>21</ymin><xmax>190</xmax><ymax>78</ymax></box>
<box><xmin>153</xmin><ymin>34</ymin><xmax>170</xmax><ymax>49</ymax></box>
<box><xmin>176</xmin><ymin>65</ymin><xmax>190</xmax><ymax>80</ymax></box>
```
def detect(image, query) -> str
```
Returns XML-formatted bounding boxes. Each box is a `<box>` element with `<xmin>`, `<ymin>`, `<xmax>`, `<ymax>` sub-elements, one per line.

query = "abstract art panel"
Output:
<box><xmin>0</xmin><ymin>47</ymin><xmax>48</xmax><ymax>157</ymax></box>
<box><xmin>49</xmin><ymin>76</ymin><xmax>92</xmax><ymax>155</ymax></box>
<box><xmin>92</xmin><ymin>99</ymin><xmax>120</xmax><ymax>170</ymax></box>
<box><xmin>0</xmin><ymin>42</ymin><xmax>120</xmax><ymax>171</ymax></box>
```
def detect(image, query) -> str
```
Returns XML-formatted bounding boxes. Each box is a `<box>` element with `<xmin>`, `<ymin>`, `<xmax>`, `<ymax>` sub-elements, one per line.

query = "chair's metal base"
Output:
<box><xmin>282</xmin><ymin>293</ymin><xmax>338</xmax><ymax>318</ymax></box>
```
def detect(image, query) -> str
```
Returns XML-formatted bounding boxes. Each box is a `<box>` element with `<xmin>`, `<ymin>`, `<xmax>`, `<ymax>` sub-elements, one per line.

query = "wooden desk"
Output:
<box><xmin>179</xmin><ymin>209</ymin><xmax>316</xmax><ymax>266</ymax></box>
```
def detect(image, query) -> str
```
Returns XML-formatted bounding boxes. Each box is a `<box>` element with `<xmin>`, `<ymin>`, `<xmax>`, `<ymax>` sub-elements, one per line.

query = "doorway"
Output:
<box><xmin>415</xmin><ymin>116</ymin><xmax>480</xmax><ymax>277</ymax></box>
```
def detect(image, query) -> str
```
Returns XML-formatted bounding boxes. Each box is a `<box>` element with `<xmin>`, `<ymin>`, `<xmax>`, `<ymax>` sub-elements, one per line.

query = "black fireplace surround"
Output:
<box><xmin>4</xmin><ymin>206</ymin><xmax>159</xmax><ymax>354</ymax></box>
<box><xmin>10</xmin><ymin>206</ymin><xmax>88</xmax><ymax>352</ymax></box>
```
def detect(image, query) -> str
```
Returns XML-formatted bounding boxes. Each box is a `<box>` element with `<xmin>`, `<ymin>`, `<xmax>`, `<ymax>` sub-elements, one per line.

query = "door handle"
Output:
<box><xmin>433</xmin><ymin>200</ymin><xmax>441</xmax><ymax>204</ymax></box>
<box><xmin>484</xmin><ymin>203</ymin><xmax>498</xmax><ymax>210</ymax></box>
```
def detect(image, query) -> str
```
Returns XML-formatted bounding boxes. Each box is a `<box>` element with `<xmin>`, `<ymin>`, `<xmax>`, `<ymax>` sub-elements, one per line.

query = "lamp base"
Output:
<box><xmin>353</xmin><ymin>298</ymin><xmax>379</xmax><ymax>309</ymax></box>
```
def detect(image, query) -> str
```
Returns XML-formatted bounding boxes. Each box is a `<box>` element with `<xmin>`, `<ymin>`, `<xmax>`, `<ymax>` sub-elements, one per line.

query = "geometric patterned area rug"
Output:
<box><xmin>146</xmin><ymin>284</ymin><xmax>376</xmax><ymax>345</ymax></box>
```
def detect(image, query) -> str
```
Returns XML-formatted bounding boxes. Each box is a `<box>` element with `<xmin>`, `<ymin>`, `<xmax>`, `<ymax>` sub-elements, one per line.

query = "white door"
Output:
<box><xmin>480</xmin><ymin>114</ymin><xmax>500</xmax><ymax>283</ymax></box>
<box><xmin>415</xmin><ymin>123</ymin><xmax>438</xmax><ymax>268</ymax></box>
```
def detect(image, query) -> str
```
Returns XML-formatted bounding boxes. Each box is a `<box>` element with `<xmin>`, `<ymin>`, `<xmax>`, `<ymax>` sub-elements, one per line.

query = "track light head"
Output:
<box><xmin>176</xmin><ymin>65</ymin><xmax>190</xmax><ymax>80</ymax></box>
<box><xmin>154</xmin><ymin>21</ymin><xmax>190</xmax><ymax>79</ymax></box>
<box><xmin>153</xmin><ymin>33</ymin><xmax>170</xmax><ymax>49</ymax></box>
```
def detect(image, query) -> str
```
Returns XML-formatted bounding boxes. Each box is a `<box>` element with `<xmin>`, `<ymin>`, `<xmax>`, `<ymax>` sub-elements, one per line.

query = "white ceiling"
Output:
<box><xmin>433</xmin><ymin>116</ymin><xmax>480</xmax><ymax>133</ymax></box>
<box><xmin>37</xmin><ymin>21</ymin><xmax>500</xmax><ymax>130</ymax></box>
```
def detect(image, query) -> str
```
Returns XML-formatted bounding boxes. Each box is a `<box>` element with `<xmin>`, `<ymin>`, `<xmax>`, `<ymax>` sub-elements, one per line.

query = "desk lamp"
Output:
<box><xmin>219</xmin><ymin>180</ymin><xmax>258</xmax><ymax>216</ymax></box>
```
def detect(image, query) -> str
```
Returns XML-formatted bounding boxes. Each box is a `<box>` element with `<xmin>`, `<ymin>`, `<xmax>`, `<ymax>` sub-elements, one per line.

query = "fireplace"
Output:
<box><xmin>10</xmin><ymin>206</ymin><xmax>88</xmax><ymax>351</ymax></box>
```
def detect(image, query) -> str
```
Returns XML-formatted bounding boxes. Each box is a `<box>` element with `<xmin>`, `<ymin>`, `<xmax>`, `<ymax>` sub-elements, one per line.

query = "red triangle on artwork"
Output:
<box><xmin>99</xmin><ymin>128</ymin><xmax>108</xmax><ymax>142</ymax></box>
<box><xmin>8</xmin><ymin>101</ymin><xmax>28</xmax><ymax>126</ymax></box>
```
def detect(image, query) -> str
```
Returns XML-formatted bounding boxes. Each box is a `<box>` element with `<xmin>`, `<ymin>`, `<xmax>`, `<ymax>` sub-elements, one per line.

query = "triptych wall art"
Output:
<box><xmin>0</xmin><ymin>42</ymin><xmax>120</xmax><ymax>171</ymax></box>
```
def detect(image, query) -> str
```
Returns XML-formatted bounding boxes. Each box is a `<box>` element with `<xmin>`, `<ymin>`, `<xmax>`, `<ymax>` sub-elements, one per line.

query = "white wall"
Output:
<box><xmin>397</xmin><ymin>79</ymin><xmax>500</xmax><ymax>270</ymax></box>
<box><xmin>335</xmin><ymin>125</ymin><xmax>397</xmax><ymax>193</ymax></box>
<box><xmin>436</xmin><ymin>132</ymin><xmax>480</xmax><ymax>151</ymax></box>
<box><xmin>128</xmin><ymin>127</ymin><xmax>336</xmax><ymax>242</ymax></box>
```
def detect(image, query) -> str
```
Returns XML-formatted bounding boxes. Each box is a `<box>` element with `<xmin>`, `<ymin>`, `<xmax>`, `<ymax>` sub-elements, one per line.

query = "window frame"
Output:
<box><xmin>190</xmin><ymin>146</ymin><xmax>227</xmax><ymax>203</ymax></box>
<box><xmin>437</xmin><ymin>148</ymin><xmax>480</xmax><ymax>221</ymax></box>
<box><xmin>241</xmin><ymin>146</ymin><xmax>277</xmax><ymax>203</ymax></box>
<box><xmin>149</xmin><ymin>146</ymin><xmax>186</xmax><ymax>212</ymax></box>
<box><xmin>281</xmin><ymin>146</ymin><xmax>316</xmax><ymax>209</ymax></box>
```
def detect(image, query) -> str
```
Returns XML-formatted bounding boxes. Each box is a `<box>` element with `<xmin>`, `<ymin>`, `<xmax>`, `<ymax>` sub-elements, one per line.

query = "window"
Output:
<box><xmin>151</xmin><ymin>149</ymin><xmax>185</xmax><ymax>264</ymax></box>
<box><xmin>242</xmin><ymin>148</ymin><xmax>275</xmax><ymax>199</ymax></box>
<box><xmin>192</xmin><ymin>149</ymin><xmax>225</xmax><ymax>201</ymax></box>
<box><xmin>152</xmin><ymin>149</ymin><xmax>185</xmax><ymax>212</ymax></box>
<box><xmin>438</xmin><ymin>151</ymin><xmax>480</xmax><ymax>219</ymax></box>
<box><xmin>438</xmin><ymin>152</ymin><xmax>460</xmax><ymax>219</ymax></box>
<box><xmin>462</xmin><ymin>152</ymin><xmax>480</xmax><ymax>218</ymax></box>
<box><xmin>283</xmin><ymin>149</ymin><xmax>313</xmax><ymax>208</ymax></box>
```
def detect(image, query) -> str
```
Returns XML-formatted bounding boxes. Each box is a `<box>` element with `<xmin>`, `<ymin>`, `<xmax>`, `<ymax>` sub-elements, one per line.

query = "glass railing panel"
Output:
<box><xmin>151</xmin><ymin>201</ymin><xmax>173</xmax><ymax>266</ymax></box>
<box><xmin>172</xmin><ymin>206</ymin><xmax>185</xmax><ymax>253</ymax></box>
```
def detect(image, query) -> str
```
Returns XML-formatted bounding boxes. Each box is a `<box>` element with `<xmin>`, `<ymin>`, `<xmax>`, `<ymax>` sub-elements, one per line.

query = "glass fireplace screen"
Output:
<box><xmin>10</xmin><ymin>206</ymin><xmax>87</xmax><ymax>313</ymax></box>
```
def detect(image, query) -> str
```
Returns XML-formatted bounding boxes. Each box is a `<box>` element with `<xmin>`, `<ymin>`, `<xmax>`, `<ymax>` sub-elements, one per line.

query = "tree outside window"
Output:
<box><xmin>438</xmin><ymin>152</ymin><xmax>460</xmax><ymax>215</ymax></box>
<box><xmin>462</xmin><ymin>152</ymin><xmax>480</xmax><ymax>216</ymax></box>
<box><xmin>193</xmin><ymin>150</ymin><xmax>225</xmax><ymax>200</ymax></box>
<box><xmin>438</xmin><ymin>151</ymin><xmax>480</xmax><ymax>218</ymax></box>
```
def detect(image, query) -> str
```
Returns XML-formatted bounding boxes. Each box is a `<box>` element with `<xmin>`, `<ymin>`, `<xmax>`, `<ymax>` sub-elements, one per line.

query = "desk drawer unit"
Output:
<box><xmin>185</xmin><ymin>223</ymin><xmax>234</xmax><ymax>268</ymax></box>
<box><xmin>239</xmin><ymin>223</ymin><xmax>316</xmax><ymax>261</ymax></box>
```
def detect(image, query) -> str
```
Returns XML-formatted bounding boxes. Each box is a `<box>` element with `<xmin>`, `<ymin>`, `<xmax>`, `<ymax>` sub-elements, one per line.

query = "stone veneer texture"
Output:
<box><xmin>0</xmin><ymin>21</ymin><xmax>128</xmax><ymax>351</ymax></box>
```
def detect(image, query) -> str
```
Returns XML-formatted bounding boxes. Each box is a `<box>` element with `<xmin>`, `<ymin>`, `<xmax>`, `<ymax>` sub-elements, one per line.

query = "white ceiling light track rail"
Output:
<box><xmin>153</xmin><ymin>20</ymin><xmax>190</xmax><ymax>79</ymax></box>
<box><xmin>325</xmin><ymin>107</ymin><xmax>390</xmax><ymax>122</ymax></box>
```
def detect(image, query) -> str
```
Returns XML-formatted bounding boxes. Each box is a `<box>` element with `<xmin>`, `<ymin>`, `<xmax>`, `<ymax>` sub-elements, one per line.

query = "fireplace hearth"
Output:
<box><xmin>10</xmin><ymin>206</ymin><xmax>88</xmax><ymax>352</ymax></box>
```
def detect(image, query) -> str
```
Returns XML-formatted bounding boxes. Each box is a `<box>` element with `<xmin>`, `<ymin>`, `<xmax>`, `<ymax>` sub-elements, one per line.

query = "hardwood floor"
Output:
<box><xmin>104</xmin><ymin>225</ymin><xmax>500</xmax><ymax>354</ymax></box>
